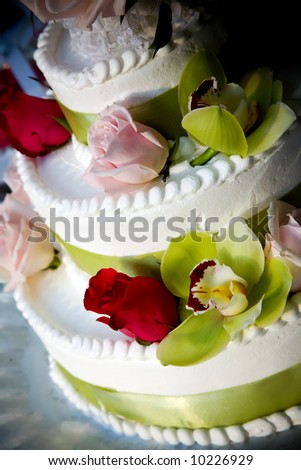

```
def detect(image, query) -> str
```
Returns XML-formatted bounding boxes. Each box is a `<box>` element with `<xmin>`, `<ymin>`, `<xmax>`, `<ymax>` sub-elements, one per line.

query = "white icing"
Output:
<box><xmin>13</xmin><ymin>255</ymin><xmax>301</xmax><ymax>396</ymax></box>
<box><xmin>48</xmin><ymin>357</ymin><xmax>301</xmax><ymax>446</ymax></box>
<box><xmin>33</xmin><ymin>6</ymin><xmax>224</xmax><ymax>114</ymax></box>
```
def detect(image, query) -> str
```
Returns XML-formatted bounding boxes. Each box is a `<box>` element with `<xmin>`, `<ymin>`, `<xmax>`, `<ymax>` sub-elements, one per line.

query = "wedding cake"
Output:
<box><xmin>1</xmin><ymin>0</ymin><xmax>301</xmax><ymax>447</ymax></box>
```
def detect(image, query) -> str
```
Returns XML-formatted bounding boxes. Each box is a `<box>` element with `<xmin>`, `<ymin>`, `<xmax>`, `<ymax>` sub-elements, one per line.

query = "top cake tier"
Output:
<box><xmin>34</xmin><ymin>3</ymin><xmax>224</xmax><ymax>113</ymax></box>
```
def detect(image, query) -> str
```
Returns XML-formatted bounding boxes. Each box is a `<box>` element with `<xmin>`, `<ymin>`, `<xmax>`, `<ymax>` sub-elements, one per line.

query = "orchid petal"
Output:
<box><xmin>207</xmin><ymin>83</ymin><xmax>249</xmax><ymax>129</ymax></box>
<box><xmin>252</xmin><ymin>258</ymin><xmax>292</xmax><ymax>328</ymax></box>
<box><xmin>187</xmin><ymin>260</ymin><xmax>248</xmax><ymax>315</ymax></box>
<box><xmin>178</xmin><ymin>49</ymin><xmax>227</xmax><ymax>116</ymax></box>
<box><xmin>182</xmin><ymin>105</ymin><xmax>248</xmax><ymax>156</ymax></box>
<box><xmin>223</xmin><ymin>297</ymin><xmax>263</xmax><ymax>338</ymax></box>
<box><xmin>178</xmin><ymin>299</ymin><xmax>193</xmax><ymax>322</ymax></box>
<box><xmin>246</xmin><ymin>102</ymin><xmax>296</xmax><ymax>156</ymax></box>
<box><xmin>232</xmin><ymin>97</ymin><xmax>249</xmax><ymax>130</ymax></box>
<box><xmin>239</xmin><ymin>66</ymin><xmax>274</xmax><ymax>119</ymax></box>
<box><xmin>220</xmin><ymin>291</ymin><xmax>249</xmax><ymax>317</ymax></box>
<box><xmin>129</xmin><ymin>87</ymin><xmax>184</xmax><ymax>139</ymax></box>
<box><xmin>271</xmin><ymin>80</ymin><xmax>283</xmax><ymax>103</ymax></box>
<box><xmin>215</xmin><ymin>220</ymin><xmax>265</xmax><ymax>292</ymax></box>
<box><xmin>156</xmin><ymin>309</ymin><xmax>231</xmax><ymax>366</ymax></box>
<box><xmin>161</xmin><ymin>231</ymin><xmax>216</xmax><ymax>298</ymax></box>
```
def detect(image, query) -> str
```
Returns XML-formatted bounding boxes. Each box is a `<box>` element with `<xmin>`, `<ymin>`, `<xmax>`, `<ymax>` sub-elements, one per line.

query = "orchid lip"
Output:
<box><xmin>187</xmin><ymin>259</ymin><xmax>248</xmax><ymax>316</ymax></box>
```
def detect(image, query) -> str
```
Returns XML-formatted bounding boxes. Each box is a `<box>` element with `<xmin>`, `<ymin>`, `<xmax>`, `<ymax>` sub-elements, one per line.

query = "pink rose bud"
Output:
<box><xmin>85</xmin><ymin>104</ymin><xmax>169</xmax><ymax>188</ymax></box>
<box><xmin>0</xmin><ymin>194</ymin><xmax>55</xmax><ymax>292</ymax></box>
<box><xmin>265</xmin><ymin>201</ymin><xmax>301</xmax><ymax>292</ymax></box>
<box><xmin>20</xmin><ymin>0</ymin><xmax>126</xmax><ymax>29</ymax></box>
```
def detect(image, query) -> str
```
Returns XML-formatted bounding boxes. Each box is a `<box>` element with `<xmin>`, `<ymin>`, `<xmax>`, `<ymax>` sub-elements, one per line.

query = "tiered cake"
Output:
<box><xmin>1</xmin><ymin>0</ymin><xmax>301</xmax><ymax>447</ymax></box>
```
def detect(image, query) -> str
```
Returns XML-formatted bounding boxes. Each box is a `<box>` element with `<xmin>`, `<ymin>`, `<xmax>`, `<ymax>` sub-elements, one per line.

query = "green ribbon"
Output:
<box><xmin>58</xmin><ymin>103</ymin><xmax>97</xmax><ymax>144</ymax></box>
<box><xmin>58</xmin><ymin>235</ymin><xmax>163</xmax><ymax>278</ymax></box>
<box><xmin>129</xmin><ymin>87</ymin><xmax>186</xmax><ymax>139</ymax></box>
<box><xmin>57</xmin><ymin>361</ymin><xmax>301</xmax><ymax>429</ymax></box>
<box><xmin>58</xmin><ymin>86</ymin><xmax>185</xmax><ymax>144</ymax></box>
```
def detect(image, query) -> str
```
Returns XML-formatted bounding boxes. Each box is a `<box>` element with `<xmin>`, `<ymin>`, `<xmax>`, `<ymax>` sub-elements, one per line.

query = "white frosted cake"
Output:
<box><xmin>1</xmin><ymin>0</ymin><xmax>301</xmax><ymax>447</ymax></box>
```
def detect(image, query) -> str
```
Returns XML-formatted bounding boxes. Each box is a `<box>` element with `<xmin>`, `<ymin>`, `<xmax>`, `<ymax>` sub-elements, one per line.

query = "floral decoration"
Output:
<box><xmin>21</xmin><ymin>1</ymin><xmax>205</xmax><ymax>55</ymax></box>
<box><xmin>156</xmin><ymin>220</ymin><xmax>292</xmax><ymax>366</ymax></box>
<box><xmin>0</xmin><ymin>66</ymin><xmax>71</xmax><ymax>157</ymax></box>
<box><xmin>85</xmin><ymin>104</ymin><xmax>169</xmax><ymax>186</ymax></box>
<box><xmin>0</xmin><ymin>67</ymin><xmax>22</xmax><ymax>150</ymax></box>
<box><xmin>265</xmin><ymin>200</ymin><xmax>301</xmax><ymax>293</ymax></box>
<box><xmin>20</xmin><ymin>0</ymin><xmax>126</xmax><ymax>29</ymax></box>
<box><xmin>178</xmin><ymin>49</ymin><xmax>297</xmax><ymax>165</ymax></box>
<box><xmin>83</xmin><ymin>217</ymin><xmax>296</xmax><ymax>366</ymax></box>
<box><xmin>0</xmin><ymin>176</ymin><xmax>56</xmax><ymax>292</ymax></box>
<box><xmin>83</xmin><ymin>267</ymin><xmax>179</xmax><ymax>343</ymax></box>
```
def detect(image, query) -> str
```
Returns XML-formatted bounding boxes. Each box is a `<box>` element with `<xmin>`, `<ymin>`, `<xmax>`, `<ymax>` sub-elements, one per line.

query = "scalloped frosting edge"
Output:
<box><xmin>13</xmin><ymin>257</ymin><xmax>301</xmax><ymax>362</ymax></box>
<box><xmin>15</xmin><ymin>141</ymin><xmax>257</xmax><ymax>218</ymax></box>
<box><xmin>48</xmin><ymin>356</ymin><xmax>301</xmax><ymax>447</ymax></box>
<box><xmin>34</xmin><ymin>21</ymin><xmax>153</xmax><ymax>90</ymax></box>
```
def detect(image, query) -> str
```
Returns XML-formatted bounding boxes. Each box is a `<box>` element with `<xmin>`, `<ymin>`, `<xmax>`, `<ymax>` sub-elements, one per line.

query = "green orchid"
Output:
<box><xmin>178</xmin><ymin>49</ymin><xmax>296</xmax><ymax>165</ymax></box>
<box><xmin>157</xmin><ymin>221</ymin><xmax>292</xmax><ymax>366</ymax></box>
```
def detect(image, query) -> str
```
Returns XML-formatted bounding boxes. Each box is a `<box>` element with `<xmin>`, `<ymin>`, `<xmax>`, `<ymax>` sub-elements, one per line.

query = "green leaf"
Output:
<box><xmin>149</xmin><ymin>2</ymin><xmax>172</xmax><ymax>57</ymax></box>
<box><xmin>246</xmin><ymin>102</ymin><xmax>296</xmax><ymax>156</ymax></box>
<box><xmin>215</xmin><ymin>220</ymin><xmax>265</xmax><ymax>292</ymax></box>
<box><xmin>44</xmin><ymin>251</ymin><xmax>61</xmax><ymax>271</ymax></box>
<box><xmin>182</xmin><ymin>105</ymin><xmax>248</xmax><ymax>156</ymax></box>
<box><xmin>254</xmin><ymin>258</ymin><xmax>292</xmax><ymax>328</ymax></box>
<box><xmin>58</xmin><ymin>102</ymin><xmax>97</xmax><ymax>144</ymax></box>
<box><xmin>157</xmin><ymin>309</ymin><xmax>231</xmax><ymax>366</ymax></box>
<box><xmin>161</xmin><ymin>231</ymin><xmax>217</xmax><ymax>298</ymax></box>
<box><xmin>178</xmin><ymin>49</ymin><xmax>227</xmax><ymax>116</ymax></box>
<box><xmin>240</xmin><ymin>66</ymin><xmax>274</xmax><ymax>119</ymax></box>
<box><xmin>129</xmin><ymin>87</ymin><xmax>185</xmax><ymax>139</ymax></box>
<box><xmin>223</xmin><ymin>297</ymin><xmax>263</xmax><ymax>338</ymax></box>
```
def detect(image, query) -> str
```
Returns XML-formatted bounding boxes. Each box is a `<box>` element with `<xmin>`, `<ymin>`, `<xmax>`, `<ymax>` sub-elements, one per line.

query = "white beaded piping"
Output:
<box><xmin>13</xmin><ymin>256</ymin><xmax>301</xmax><ymax>362</ymax></box>
<box><xmin>49</xmin><ymin>356</ymin><xmax>301</xmax><ymax>447</ymax></box>
<box><xmin>34</xmin><ymin>22</ymin><xmax>152</xmax><ymax>90</ymax></box>
<box><xmin>15</xmin><ymin>143</ymin><xmax>257</xmax><ymax>218</ymax></box>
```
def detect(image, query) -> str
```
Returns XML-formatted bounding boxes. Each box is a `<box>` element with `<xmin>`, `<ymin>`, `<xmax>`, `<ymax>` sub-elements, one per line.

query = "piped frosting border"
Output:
<box><xmin>15</xmin><ymin>141</ymin><xmax>257</xmax><ymax>218</ymax></box>
<box><xmin>13</xmin><ymin>254</ymin><xmax>301</xmax><ymax>363</ymax></box>
<box><xmin>49</xmin><ymin>356</ymin><xmax>301</xmax><ymax>447</ymax></box>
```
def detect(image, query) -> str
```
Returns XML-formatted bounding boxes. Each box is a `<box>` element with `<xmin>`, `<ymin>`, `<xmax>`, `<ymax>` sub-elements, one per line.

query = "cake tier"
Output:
<box><xmin>14</xmin><ymin>253</ymin><xmax>301</xmax><ymax>446</ymax></box>
<box><xmin>15</xmin><ymin>120</ymin><xmax>301</xmax><ymax>272</ymax></box>
<box><xmin>34</xmin><ymin>8</ymin><xmax>223</xmax><ymax>114</ymax></box>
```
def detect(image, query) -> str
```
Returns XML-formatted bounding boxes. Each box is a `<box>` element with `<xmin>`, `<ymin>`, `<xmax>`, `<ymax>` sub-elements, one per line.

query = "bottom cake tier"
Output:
<box><xmin>13</xmin><ymin>253</ymin><xmax>301</xmax><ymax>447</ymax></box>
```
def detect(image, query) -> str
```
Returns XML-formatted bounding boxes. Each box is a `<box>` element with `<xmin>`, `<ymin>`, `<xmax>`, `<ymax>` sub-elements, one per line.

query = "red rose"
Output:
<box><xmin>84</xmin><ymin>268</ymin><xmax>179</xmax><ymax>343</ymax></box>
<box><xmin>0</xmin><ymin>67</ymin><xmax>70</xmax><ymax>157</ymax></box>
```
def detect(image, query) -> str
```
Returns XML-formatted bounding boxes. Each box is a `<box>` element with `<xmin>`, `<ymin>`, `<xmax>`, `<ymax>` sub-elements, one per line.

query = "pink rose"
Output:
<box><xmin>265</xmin><ymin>200</ymin><xmax>301</xmax><ymax>292</ymax></box>
<box><xmin>85</xmin><ymin>105</ymin><xmax>169</xmax><ymax>187</ymax></box>
<box><xmin>20</xmin><ymin>0</ymin><xmax>126</xmax><ymax>29</ymax></box>
<box><xmin>0</xmin><ymin>194</ymin><xmax>55</xmax><ymax>292</ymax></box>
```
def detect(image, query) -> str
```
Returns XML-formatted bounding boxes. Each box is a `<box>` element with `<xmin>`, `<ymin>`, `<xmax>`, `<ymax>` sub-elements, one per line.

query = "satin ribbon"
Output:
<box><xmin>57</xmin><ymin>361</ymin><xmax>301</xmax><ymax>429</ymax></box>
<box><xmin>58</xmin><ymin>86</ymin><xmax>185</xmax><ymax>144</ymax></box>
<box><xmin>59</xmin><ymin>236</ymin><xmax>163</xmax><ymax>278</ymax></box>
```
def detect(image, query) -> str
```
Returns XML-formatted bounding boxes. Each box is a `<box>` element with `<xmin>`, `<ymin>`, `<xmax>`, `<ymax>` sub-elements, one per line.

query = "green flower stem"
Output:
<box><xmin>190</xmin><ymin>147</ymin><xmax>218</xmax><ymax>167</ymax></box>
